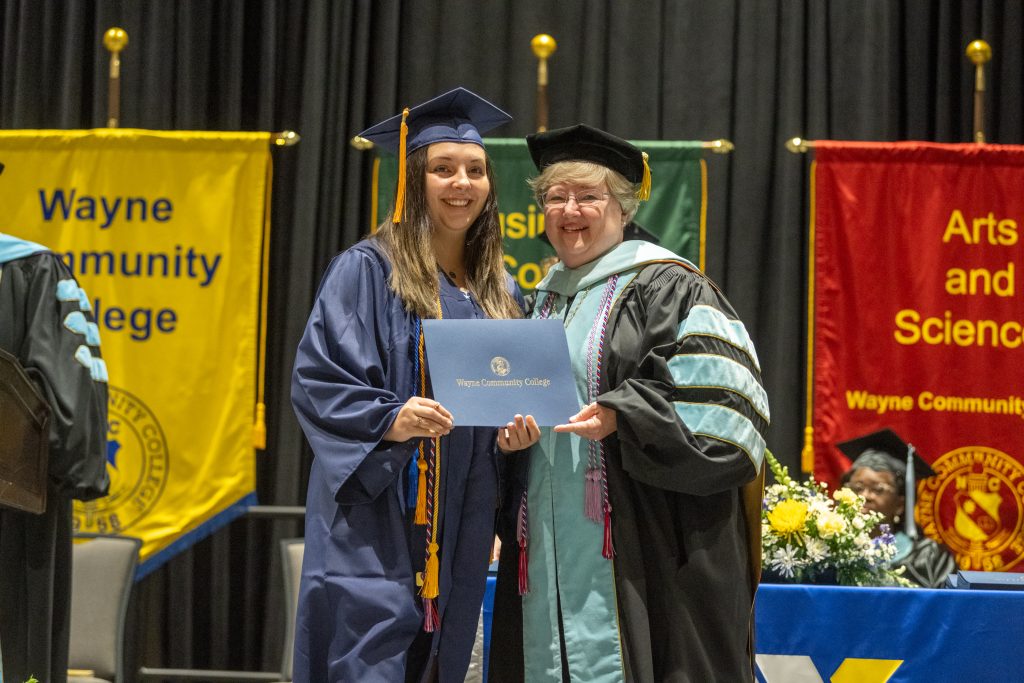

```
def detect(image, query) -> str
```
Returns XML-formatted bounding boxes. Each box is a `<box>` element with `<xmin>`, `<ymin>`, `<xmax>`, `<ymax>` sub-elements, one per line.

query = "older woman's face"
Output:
<box><xmin>541</xmin><ymin>181</ymin><xmax>625</xmax><ymax>269</ymax></box>
<box><xmin>848</xmin><ymin>467</ymin><xmax>904</xmax><ymax>528</ymax></box>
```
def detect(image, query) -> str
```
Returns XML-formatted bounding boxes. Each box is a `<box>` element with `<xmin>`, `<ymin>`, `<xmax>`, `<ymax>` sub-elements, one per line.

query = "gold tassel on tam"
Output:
<box><xmin>392</xmin><ymin>107</ymin><xmax>410</xmax><ymax>223</ymax></box>
<box><xmin>637</xmin><ymin>151</ymin><xmax>652</xmax><ymax>200</ymax></box>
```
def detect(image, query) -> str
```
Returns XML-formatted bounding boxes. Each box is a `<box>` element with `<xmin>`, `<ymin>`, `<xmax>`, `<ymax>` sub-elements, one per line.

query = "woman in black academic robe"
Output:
<box><xmin>491</xmin><ymin>125</ymin><xmax>768</xmax><ymax>683</ymax></box>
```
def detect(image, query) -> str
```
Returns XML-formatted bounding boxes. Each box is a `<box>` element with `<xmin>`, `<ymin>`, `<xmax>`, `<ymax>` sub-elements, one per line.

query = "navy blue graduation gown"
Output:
<box><xmin>291</xmin><ymin>241</ymin><xmax>518</xmax><ymax>682</ymax></box>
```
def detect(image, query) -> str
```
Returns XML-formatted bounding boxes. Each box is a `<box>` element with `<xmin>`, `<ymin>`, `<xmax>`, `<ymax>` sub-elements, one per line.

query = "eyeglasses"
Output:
<box><xmin>542</xmin><ymin>189</ymin><xmax>610</xmax><ymax>209</ymax></box>
<box><xmin>847</xmin><ymin>483</ymin><xmax>897</xmax><ymax>497</ymax></box>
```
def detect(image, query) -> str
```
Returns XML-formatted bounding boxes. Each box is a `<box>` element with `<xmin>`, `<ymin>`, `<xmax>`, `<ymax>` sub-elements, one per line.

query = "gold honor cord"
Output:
<box><xmin>415</xmin><ymin>332</ymin><xmax>429</xmax><ymax>525</ymax></box>
<box><xmin>418</xmin><ymin>296</ymin><xmax>445</xmax><ymax>622</ymax></box>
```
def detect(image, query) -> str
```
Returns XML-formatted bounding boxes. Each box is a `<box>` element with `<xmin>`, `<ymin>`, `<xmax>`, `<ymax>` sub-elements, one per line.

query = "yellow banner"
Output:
<box><xmin>0</xmin><ymin>129</ymin><xmax>270</xmax><ymax>576</ymax></box>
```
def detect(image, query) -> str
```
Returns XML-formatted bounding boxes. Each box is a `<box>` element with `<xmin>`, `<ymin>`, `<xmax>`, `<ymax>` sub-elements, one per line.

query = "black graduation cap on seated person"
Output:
<box><xmin>357</xmin><ymin>87</ymin><xmax>512</xmax><ymax>224</ymax></box>
<box><xmin>526</xmin><ymin>124</ymin><xmax>652</xmax><ymax>201</ymax></box>
<box><xmin>538</xmin><ymin>219</ymin><xmax>660</xmax><ymax>246</ymax></box>
<box><xmin>837</xmin><ymin>428</ymin><xmax>935</xmax><ymax>538</ymax></box>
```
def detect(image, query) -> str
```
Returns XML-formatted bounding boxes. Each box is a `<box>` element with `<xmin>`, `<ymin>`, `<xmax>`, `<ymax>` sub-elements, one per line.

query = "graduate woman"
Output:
<box><xmin>490</xmin><ymin>125</ymin><xmax>769</xmax><ymax>682</ymax></box>
<box><xmin>291</xmin><ymin>88</ymin><xmax>539</xmax><ymax>682</ymax></box>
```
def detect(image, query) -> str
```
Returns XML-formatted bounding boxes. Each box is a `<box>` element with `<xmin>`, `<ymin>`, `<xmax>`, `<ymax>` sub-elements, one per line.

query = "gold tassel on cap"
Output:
<box><xmin>392</xmin><ymin>107</ymin><xmax>411</xmax><ymax>223</ymax></box>
<box><xmin>637</xmin><ymin>151</ymin><xmax>652</xmax><ymax>201</ymax></box>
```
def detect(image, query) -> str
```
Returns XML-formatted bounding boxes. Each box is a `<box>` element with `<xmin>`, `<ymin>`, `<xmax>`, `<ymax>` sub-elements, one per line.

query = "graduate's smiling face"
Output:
<box><xmin>542</xmin><ymin>180</ymin><xmax>626</xmax><ymax>269</ymax></box>
<box><xmin>424</xmin><ymin>142</ymin><xmax>490</xmax><ymax>237</ymax></box>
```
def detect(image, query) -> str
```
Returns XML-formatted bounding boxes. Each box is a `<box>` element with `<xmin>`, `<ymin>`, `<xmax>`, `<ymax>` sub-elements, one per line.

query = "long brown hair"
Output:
<box><xmin>372</xmin><ymin>145</ymin><xmax>522</xmax><ymax>320</ymax></box>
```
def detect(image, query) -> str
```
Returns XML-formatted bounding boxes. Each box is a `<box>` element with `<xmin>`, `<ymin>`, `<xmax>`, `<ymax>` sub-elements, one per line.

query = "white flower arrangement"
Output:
<box><xmin>761</xmin><ymin>450</ymin><xmax>911</xmax><ymax>587</ymax></box>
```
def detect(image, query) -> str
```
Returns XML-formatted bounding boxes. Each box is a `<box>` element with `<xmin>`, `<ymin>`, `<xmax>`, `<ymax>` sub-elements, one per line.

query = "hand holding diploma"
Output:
<box><xmin>384</xmin><ymin>396</ymin><xmax>454</xmax><ymax>442</ymax></box>
<box><xmin>497</xmin><ymin>414</ymin><xmax>541</xmax><ymax>453</ymax></box>
<box><xmin>554</xmin><ymin>402</ymin><xmax>617</xmax><ymax>441</ymax></box>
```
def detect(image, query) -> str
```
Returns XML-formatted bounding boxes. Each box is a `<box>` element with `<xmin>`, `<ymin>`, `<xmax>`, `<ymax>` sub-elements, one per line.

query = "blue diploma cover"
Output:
<box><xmin>422</xmin><ymin>319</ymin><xmax>578</xmax><ymax>426</ymax></box>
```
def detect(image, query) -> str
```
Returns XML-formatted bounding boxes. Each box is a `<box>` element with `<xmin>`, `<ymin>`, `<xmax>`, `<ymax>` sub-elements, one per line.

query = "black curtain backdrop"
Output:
<box><xmin>2</xmin><ymin>0</ymin><xmax>1021</xmax><ymax>674</ymax></box>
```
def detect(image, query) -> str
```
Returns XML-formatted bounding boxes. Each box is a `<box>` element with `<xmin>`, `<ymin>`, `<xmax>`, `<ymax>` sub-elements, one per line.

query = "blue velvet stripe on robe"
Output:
<box><xmin>291</xmin><ymin>241</ymin><xmax>516</xmax><ymax>682</ymax></box>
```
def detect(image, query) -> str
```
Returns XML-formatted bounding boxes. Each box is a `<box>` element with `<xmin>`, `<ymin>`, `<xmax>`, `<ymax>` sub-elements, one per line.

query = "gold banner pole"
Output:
<box><xmin>966</xmin><ymin>39</ymin><xmax>992</xmax><ymax>144</ymax></box>
<box><xmin>531</xmin><ymin>34</ymin><xmax>557</xmax><ymax>133</ymax></box>
<box><xmin>103</xmin><ymin>27</ymin><xmax>128</xmax><ymax>128</ymax></box>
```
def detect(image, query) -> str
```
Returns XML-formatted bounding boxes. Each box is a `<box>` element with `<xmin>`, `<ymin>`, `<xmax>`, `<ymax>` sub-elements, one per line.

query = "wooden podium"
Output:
<box><xmin>0</xmin><ymin>347</ymin><xmax>49</xmax><ymax>514</ymax></box>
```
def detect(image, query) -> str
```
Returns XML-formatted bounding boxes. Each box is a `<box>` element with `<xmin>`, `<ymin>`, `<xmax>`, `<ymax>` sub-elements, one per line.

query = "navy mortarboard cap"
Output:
<box><xmin>526</xmin><ymin>124</ymin><xmax>652</xmax><ymax>201</ymax></box>
<box><xmin>358</xmin><ymin>87</ymin><xmax>512</xmax><ymax>157</ymax></box>
<box><xmin>836</xmin><ymin>428</ymin><xmax>935</xmax><ymax>480</ymax></box>
<box><xmin>837</xmin><ymin>428</ymin><xmax>935</xmax><ymax>538</ymax></box>
<box><xmin>539</xmin><ymin>219</ymin><xmax>660</xmax><ymax>246</ymax></box>
<box><xmin>358</xmin><ymin>87</ymin><xmax>511</xmax><ymax>223</ymax></box>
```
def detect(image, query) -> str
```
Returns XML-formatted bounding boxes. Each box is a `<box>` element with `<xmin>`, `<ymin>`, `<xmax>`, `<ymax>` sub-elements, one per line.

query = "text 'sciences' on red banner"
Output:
<box><xmin>811</xmin><ymin>141</ymin><xmax>1024</xmax><ymax>572</ymax></box>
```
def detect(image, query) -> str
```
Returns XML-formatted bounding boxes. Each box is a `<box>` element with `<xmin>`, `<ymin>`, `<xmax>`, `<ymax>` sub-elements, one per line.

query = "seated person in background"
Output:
<box><xmin>837</xmin><ymin>429</ymin><xmax>956</xmax><ymax>588</ymax></box>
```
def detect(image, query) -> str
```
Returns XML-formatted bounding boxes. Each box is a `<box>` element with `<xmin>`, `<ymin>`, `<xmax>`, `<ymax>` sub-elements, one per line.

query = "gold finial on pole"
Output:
<box><xmin>703</xmin><ymin>139</ymin><xmax>734</xmax><ymax>154</ymax></box>
<box><xmin>785</xmin><ymin>137</ymin><xmax>815</xmax><ymax>153</ymax></box>
<box><xmin>103</xmin><ymin>27</ymin><xmax>128</xmax><ymax>128</ymax></box>
<box><xmin>966</xmin><ymin>39</ymin><xmax>992</xmax><ymax>144</ymax></box>
<box><xmin>531</xmin><ymin>34</ymin><xmax>557</xmax><ymax>132</ymax></box>
<box><xmin>350</xmin><ymin>135</ymin><xmax>374</xmax><ymax>150</ymax></box>
<box><xmin>272</xmin><ymin>130</ymin><xmax>301</xmax><ymax>146</ymax></box>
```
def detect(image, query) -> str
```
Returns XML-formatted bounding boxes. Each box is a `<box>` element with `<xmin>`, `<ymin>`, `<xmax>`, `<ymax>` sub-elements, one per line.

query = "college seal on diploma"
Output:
<box><xmin>491</xmin><ymin>356</ymin><xmax>510</xmax><ymax>376</ymax></box>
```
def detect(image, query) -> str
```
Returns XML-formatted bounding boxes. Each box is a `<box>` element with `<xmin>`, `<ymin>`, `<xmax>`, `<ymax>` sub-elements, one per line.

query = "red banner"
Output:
<box><xmin>811</xmin><ymin>141</ymin><xmax>1024</xmax><ymax>572</ymax></box>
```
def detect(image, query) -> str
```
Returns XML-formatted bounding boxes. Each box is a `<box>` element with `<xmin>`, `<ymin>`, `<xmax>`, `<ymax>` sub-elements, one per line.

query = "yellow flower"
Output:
<box><xmin>767</xmin><ymin>499</ymin><xmax>808</xmax><ymax>535</ymax></box>
<box><xmin>833</xmin><ymin>487</ymin><xmax>860</xmax><ymax>507</ymax></box>
<box><xmin>817</xmin><ymin>510</ymin><xmax>847</xmax><ymax>538</ymax></box>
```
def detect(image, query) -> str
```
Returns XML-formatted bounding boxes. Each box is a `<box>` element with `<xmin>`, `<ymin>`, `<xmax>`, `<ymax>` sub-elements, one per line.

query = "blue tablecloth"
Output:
<box><xmin>483</xmin><ymin>579</ymin><xmax>1024</xmax><ymax>682</ymax></box>
<box><xmin>755</xmin><ymin>583</ymin><xmax>1024</xmax><ymax>682</ymax></box>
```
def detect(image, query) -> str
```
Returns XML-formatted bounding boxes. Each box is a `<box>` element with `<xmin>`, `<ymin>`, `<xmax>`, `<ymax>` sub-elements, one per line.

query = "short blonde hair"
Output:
<box><xmin>528</xmin><ymin>161</ymin><xmax>640</xmax><ymax>222</ymax></box>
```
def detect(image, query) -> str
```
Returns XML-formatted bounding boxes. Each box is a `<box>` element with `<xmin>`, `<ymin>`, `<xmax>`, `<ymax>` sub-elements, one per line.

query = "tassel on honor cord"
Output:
<box><xmin>413</xmin><ymin>323</ymin><xmax>429</xmax><ymax>525</ymax></box>
<box><xmin>418</xmin><ymin>298</ymin><xmax>444</xmax><ymax>631</ymax></box>
<box><xmin>517</xmin><ymin>491</ymin><xmax>530</xmax><ymax>595</ymax></box>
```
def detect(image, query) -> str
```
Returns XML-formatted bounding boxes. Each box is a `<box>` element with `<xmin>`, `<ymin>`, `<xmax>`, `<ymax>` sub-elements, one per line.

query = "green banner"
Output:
<box><xmin>372</xmin><ymin>138</ymin><xmax>706</xmax><ymax>291</ymax></box>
